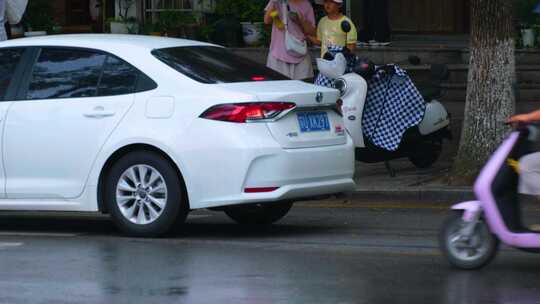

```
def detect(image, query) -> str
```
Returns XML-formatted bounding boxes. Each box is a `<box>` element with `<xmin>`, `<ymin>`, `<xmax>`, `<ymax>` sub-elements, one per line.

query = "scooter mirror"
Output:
<box><xmin>341</xmin><ymin>20</ymin><xmax>351</xmax><ymax>33</ymax></box>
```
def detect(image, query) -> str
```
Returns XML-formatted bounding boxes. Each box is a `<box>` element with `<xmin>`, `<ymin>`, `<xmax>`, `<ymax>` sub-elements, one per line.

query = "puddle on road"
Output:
<box><xmin>0</xmin><ymin>242</ymin><xmax>23</xmax><ymax>249</ymax></box>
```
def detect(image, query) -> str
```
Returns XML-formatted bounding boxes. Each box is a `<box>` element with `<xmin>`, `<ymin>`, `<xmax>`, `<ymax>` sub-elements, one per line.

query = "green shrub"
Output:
<box><xmin>25</xmin><ymin>0</ymin><xmax>54</xmax><ymax>32</ymax></box>
<box><xmin>518</xmin><ymin>0</ymin><xmax>540</xmax><ymax>27</ymax></box>
<box><xmin>215</xmin><ymin>0</ymin><xmax>267</xmax><ymax>23</ymax></box>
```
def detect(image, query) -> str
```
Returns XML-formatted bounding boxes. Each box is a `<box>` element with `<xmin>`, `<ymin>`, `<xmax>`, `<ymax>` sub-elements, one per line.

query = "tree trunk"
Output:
<box><xmin>450</xmin><ymin>0</ymin><xmax>516</xmax><ymax>185</ymax></box>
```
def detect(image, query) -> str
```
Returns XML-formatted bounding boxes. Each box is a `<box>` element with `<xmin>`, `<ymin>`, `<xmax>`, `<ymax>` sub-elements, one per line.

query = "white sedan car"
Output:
<box><xmin>0</xmin><ymin>34</ymin><xmax>355</xmax><ymax>236</ymax></box>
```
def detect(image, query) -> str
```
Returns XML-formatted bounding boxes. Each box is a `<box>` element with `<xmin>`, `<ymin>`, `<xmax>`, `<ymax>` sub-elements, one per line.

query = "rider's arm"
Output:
<box><xmin>508</xmin><ymin>109</ymin><xmax>540</xmax><ymax>123</ymax></box>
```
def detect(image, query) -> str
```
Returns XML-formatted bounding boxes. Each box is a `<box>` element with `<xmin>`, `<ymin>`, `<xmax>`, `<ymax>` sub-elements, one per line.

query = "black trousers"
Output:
<box><xmin>359</xmin><ymin>0</ymin><xmax>391</xmax><ymax>42</ymax></box>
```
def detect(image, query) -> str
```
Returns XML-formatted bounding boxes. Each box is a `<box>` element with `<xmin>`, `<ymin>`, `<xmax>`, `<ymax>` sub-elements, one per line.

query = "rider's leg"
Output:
<box><xmin>519</xmin><ymin>152</ymin><xmax>540</xmax><ymax>196</ymax></box>
<box><xmin>518</xmin><ymin>152</ymin><xmax>540</xmax><ymax>231</ymax></box>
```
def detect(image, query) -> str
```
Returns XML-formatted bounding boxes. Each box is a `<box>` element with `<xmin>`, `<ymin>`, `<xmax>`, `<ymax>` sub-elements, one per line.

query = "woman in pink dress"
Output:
<box><xmin>0</xmin><ymin>0</ymin><xmax>7</xmax><ymax>41</ymax></box>
<box><xmin>264</xmin><ymin>0</ymin><xmax>316</xmax><ymax>80</ymax></box>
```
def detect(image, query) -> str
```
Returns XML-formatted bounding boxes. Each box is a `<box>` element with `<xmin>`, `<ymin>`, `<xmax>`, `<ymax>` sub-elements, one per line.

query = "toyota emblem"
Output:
<box><xmin>316</xmin><ymin>92</ymin><xmax>323</xmax><ymax>103</ymax></box>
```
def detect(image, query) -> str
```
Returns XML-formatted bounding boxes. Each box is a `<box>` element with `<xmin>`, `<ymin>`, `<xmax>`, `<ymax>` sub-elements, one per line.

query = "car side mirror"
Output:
<box><xmin>341</xmin><ymin>20</ymin><xmax>351</xmax><ymax>33</ymax></box>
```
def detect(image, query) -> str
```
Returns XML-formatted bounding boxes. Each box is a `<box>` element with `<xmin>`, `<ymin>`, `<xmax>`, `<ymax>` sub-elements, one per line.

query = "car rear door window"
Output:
<box><xmin>27</xmin><ymin>48</ymin><xmax>106</xmax><ymax>100</ymax></box>
<box><xmin>0</xmin><ymin>49</ymin><xmax>24</xmax><ymax>101</ymax></box>
<box><xmin>152</xmin><ymin>46</ymin><xmax>289</xmax><ymax>84</ymax></box>
<box><xmin>97</xmin><ymin>55</ymin><xmax>139</xmax><ymax>96</ymax></box>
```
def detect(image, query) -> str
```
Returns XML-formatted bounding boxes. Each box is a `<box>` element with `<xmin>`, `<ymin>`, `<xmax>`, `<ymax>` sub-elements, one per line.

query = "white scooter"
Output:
<box><xmin>317</xmin><ymin>22</ymin><xmax>452</xmax><ymax>173</ymax></box>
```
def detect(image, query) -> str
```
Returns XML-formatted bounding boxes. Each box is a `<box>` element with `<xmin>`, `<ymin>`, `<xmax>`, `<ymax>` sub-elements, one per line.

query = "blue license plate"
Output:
<box><xmin>297</xmin><ymin>112</ymin><xmax>330</xmax><ymax>132</ymax></box>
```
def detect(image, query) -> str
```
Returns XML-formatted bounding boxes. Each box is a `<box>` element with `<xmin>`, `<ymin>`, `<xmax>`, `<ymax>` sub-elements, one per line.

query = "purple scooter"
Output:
<box><xmin>440</xmin><ymin>124</ymin><xmax>540</xmax><ymax>269</ymax></box>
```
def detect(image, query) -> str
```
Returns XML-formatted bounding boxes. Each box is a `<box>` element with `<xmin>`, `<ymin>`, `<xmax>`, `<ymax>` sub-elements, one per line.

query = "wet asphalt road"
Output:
<box><xmin>1</xmin><ymin>199</ymin><xmax>540</xmax><ymax>304</ymax></box>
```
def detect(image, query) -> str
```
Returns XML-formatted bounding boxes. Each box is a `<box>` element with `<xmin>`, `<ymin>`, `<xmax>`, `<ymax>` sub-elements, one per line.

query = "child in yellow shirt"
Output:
<box><xmin>309</xmin><ymin>0</ymin><xmax>358</xmax><ymax>57</ymax></box>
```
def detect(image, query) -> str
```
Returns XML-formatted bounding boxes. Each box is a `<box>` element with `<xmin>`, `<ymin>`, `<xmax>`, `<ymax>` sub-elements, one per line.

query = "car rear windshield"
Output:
<box><xmin>151</xmin><ymin>46</ymin><xmax>289</xmax><ymax>84</ymax></box>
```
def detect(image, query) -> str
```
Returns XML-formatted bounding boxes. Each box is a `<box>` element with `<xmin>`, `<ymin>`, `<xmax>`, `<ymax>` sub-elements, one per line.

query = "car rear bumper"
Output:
<box><xmin>198</xmin><ymin>178</ymin><xmax>356</xmax><ymax>209</ymax></box>
<box><xmin>200</xmin><ymin>142</ymin><xmax>356</xmax><ymax>208</ymax></box>
<box><xmin>243</xmin><ymin>141</ymin><xmax>355</xmax><ymax>191</ymax></box>
<box><xmin>178</xmin><ymin>121</ymin><xmax>355</xmax><ymax>209</ymax></box>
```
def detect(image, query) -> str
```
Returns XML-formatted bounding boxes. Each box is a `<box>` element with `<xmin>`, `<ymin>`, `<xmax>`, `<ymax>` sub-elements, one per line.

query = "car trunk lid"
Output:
<box><xmin>215</xmin><ymin>80</ymin><xmax>347</xmax><ymax>149</ymax></box>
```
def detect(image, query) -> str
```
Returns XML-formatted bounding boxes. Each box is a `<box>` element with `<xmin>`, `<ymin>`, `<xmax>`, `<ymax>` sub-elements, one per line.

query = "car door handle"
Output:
<box><xmin>83</xmin><ymin>112</ymin><xmax>116</xmax><ymax>118</ymax></box>
<box><xmin>83</xmin><ymin>107</ymin><xmax>116</xmax><ymax>118</ymax></box>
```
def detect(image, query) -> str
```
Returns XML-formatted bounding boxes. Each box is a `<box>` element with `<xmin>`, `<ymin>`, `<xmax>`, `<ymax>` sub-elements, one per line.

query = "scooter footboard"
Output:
<box><xmin>452</xmin><ymin>201</ymin><xmax>482</xmax><ymax>222</ymax></box>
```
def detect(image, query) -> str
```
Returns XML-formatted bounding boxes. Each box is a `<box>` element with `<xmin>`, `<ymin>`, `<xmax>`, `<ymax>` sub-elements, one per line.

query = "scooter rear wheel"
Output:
<box><xmin>439</xmin><ymin>212</ymin><xmax>499</xmax><ymax>270</ymax></box>
<box><xmin>408</xmin><ymin>141</ymin><xmax>442</xmax><ymax>169</ymax></box>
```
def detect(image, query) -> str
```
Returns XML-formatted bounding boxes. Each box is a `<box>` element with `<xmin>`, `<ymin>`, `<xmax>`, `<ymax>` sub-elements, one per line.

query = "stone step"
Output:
<box><xmin>356</xmin><ymin>46</ymin><xmax>465</xmax><ymax>65</ymax></box>
<box><xmin>230</xmin><ymin>47</ymin><xmax>540</xmax><ymax>103</ymax></box>
<box><xmin>439</xmin><ymin>83</ymin><xmax>540</xmax><ymax>102</ymax></box>
<box><xmin>405</xmin><ymin>64</ymin><xmax>540</xmax><ymax>84</ymax></box>
<box><xmin>358</xmin><ymin>48</ymin><xmax>540</xmax><ymax>65</ymax></box>
<box><xmin>433</xmin><ymin>100</ymin><xmax>540</xmax><ymax>158</ymax></box>
<box><xmin>231</xmin><ymin>47</ymin><xmax>540</xmax><ymax>67</ymax></box>
<box><xmin>439</xmin><ymin>100</ymin><xmax>539</xmax><ymax>127</ymax></box>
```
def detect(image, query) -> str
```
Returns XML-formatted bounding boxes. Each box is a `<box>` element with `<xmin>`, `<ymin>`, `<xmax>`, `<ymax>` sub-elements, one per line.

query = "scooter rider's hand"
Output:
<box><xmin>507</xmin><ymin>114</ymin><xmax>532</xmax><ymax>124</ymax></box>
<box><xmin>507</xmin><ymin>109</ymin><xmax>540</xmax><ymax>127</ymax></box>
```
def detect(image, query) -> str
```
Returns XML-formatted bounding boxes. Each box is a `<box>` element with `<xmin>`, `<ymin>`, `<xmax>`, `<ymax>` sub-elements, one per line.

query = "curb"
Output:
<box><xmin>348</xmin><ymin>187</ymin><xmax>475</xmax><ymax>203</ymax></box>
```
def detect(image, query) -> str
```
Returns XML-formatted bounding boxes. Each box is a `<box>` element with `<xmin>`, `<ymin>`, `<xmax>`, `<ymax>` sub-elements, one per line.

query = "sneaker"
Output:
<box><xmin>529</xmin><ymin>224</ymin><xmax>540</xmax><ymax>231</ymax></box>
<box><xmin>368</xmin><ymin>40</ymin><xmax>391</xmax><ymax>47</ymax></box>
<box><xmin>369</xmin><ymin>40</ymin><xmax>391</xmax><ymax>46</ymax></box>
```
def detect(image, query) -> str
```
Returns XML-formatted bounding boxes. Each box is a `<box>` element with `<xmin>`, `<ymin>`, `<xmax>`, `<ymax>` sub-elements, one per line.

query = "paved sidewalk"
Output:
<box><xmin>351</xmin><ymin>159</ymin><xmax>474</xmax><ymax>202</ymax></box>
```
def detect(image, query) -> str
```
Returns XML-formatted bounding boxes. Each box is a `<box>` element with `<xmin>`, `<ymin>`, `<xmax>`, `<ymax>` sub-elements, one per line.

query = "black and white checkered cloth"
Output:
<box><xmin>314</xmin><ymin>70</ymin><xmax>335</xmax><ymax>87</ymax></box>
<box><xmin>314</xmin><ymin>45</ymin><xmax>355</xmax><ymax>88</ymax></box>
<box><xmin>362</xmin><ymin>66</ymin><xmax>426</xmax><ymax>151</ymax></box>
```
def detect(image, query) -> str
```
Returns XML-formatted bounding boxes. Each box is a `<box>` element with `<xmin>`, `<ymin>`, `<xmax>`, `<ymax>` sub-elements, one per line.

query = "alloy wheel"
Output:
<box><xmin>115</xmin><ymin>164</ymin><xmax>168</xmax><ymax>225</ymax></box>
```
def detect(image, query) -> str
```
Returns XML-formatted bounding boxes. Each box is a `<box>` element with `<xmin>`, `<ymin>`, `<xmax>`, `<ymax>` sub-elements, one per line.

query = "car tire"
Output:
<box><xmin>408</xmin><ymin>140</ymin><xmax>442</xmax><ymax>169</ymax></box>
<box><xmin>224</xmin><ymin>201</ymin><xmax>293</xmax><ymax>225</ymax></box>
<box><xmin>104</xmin><ymin>151</ymin><xmax>188</xmax><ymax>237</ymax></box>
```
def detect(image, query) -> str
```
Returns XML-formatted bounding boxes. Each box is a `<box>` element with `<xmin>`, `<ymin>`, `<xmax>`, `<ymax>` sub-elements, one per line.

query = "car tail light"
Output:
<box><xmin>244</xmin><ymin>187</ymin><xmax>279</xmax><ymax>193</ymax></box>
<box><xmin>251</xmin><ymin>76</ymin><xmax>266</xmax><ymax>81</ymax></box>
<box><xmin>200</xmin><ymin>102</ymin><xmax>296</xmax><ymax>123</ymax></box>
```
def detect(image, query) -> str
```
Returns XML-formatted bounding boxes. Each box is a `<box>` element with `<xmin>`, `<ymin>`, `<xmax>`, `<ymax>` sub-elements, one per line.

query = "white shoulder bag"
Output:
<box><xmin>5</xmin><ymin>0</ymin><xmax>28</xmax><ymax>25</ymax></box>
<box><xmin>282</xmin><ymin>2</ymin><xmax>308</xmax><ymax>57</ymax></box>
